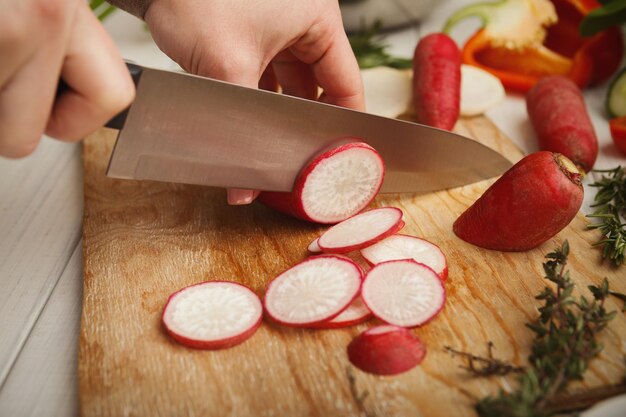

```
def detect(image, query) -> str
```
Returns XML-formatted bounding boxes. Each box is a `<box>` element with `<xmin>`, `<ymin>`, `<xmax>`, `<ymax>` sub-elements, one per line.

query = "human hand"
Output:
<box><xmin>144</xmin><ymin>0</ymin><xmax>364</xmax><ymax>204</ymax></box>
<box><xmin>0</xmin><ymin>0</ymin><xmax>135</xmax><ymax>158</ymax></box>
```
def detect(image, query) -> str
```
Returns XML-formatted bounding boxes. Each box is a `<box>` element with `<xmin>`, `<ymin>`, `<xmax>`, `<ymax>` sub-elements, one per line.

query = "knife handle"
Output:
<box><xmin>55</xmin><ymin>62</ymin><xmax>143</xmax><ymax>130</ymax></box>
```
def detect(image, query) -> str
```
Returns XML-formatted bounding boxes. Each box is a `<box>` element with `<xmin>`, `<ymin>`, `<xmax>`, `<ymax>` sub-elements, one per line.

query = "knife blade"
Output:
<box><xmin>106</xmin><ymin>63</ymin><xmax>512</xmax><ymax>193</ymax></box>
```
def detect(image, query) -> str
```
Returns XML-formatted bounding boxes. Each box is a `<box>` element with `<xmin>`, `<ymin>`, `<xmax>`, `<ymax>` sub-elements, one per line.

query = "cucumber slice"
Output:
<box><xmin>607</xmin><ymin>67</ymin><xmax>626</xmax><ymax>118</ymax></box>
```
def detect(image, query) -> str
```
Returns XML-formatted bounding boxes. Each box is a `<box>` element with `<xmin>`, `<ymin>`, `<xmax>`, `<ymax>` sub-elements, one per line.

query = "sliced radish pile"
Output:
<box><xmin>162</xmin><ymin>281</ymin><xmax>263</xmax><ymax>350</ymax></box>
<box><xmin>318</xmin><ymin>207</ymin><xmax>404</xmax><ymax>254</ymax></box>
<box><xmin>347</xmin><ymin>325</ymin><xmax>427</xmax><ymax>375</ymax></box>
<box><xmin>362</xmin><ymin>259</ymin><xmax>445</xmax><ymax>327</ymax></box>
<box><xmin>460</xmin><ymin>64</ymin><xmax>505</xmax><ymax>117</ymax></box>
<box><xmin>258</xmin><ymin>142</ymin><xmax>385</xmax><ymax>224</ymax></box>
<box><xmin>264</xmin><ymin>255</ymin><xmax>362</xmax><ymax>326</ymax></box>
<box><xmin>307</xmin><ymin>237</ymin><xmax>321</xmax><ymax>253</ymax></box>
<box><xmin>312</xmin><ymin>296</ymin><xmax>372</xmax><ymax>329</ymax></box>
<box><xmin>360</xmin><ymin>234</ymin><xmax>448</xmax><ymax>281</ymax></box>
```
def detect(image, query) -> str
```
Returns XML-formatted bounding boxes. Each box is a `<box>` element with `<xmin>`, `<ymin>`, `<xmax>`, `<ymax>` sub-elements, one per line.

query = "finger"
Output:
<box><xmin>46</xmin><ymin>4</ymin><xmax>135</xmax><ymax>142</ymax></box>
<box><xmin>259</xmin><ymin>65</ymin><xmax>279</xmax><ymax>92</ymax></box>
<box><xmin>272</xmin><ymin>50</ymin><xmax>318</xmax><ymax>100</ymax></box>
<box><xmin>290</xmin><ymin>22</ymin><xmax>364</xmax><ymax>111</ymax></box>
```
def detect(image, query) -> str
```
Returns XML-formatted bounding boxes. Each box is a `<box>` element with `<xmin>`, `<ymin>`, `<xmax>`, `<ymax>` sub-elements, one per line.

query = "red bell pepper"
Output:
<box><xmin>445</xmin><ymin>0</ymin><xmax>624</xmax><ymax>93</ymax></box>
<box><xmin>609</xmin><ymin>116</ymin><xmax>626</xmax><ymax>155</ymax></box>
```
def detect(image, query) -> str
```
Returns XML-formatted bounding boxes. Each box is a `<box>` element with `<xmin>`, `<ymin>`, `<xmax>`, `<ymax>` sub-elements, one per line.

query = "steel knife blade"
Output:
<box><xmin>105</xmin><ymin>63</ymin><xmax>512</xmax><ymax>193</ymax></box>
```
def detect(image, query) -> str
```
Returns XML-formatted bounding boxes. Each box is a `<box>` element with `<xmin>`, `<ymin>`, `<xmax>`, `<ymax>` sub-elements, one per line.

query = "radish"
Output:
<box><xmin>526</xmin><ymin>76</ymin><xmax>598</xmax><ymax>173</ymax></box>
<box><xmin>360</xmin><ymin>234</ymin><xmax>448</xmax><ymax>281</ymax></box>
<box><xmin>264</xmin><ymin>255</ymin><xmax>362</xmax><ymax>327</ymax></box>
<box><xmin>162</xmin><ymin>281</ymin><xmax>263</xmax><ymax>350</ymax></box>
<box><xmin>362</xmin><ymin>67</ymin><xmax>412</xmax><ymax>118</ymax></box>
<box><xmin>307</xmin><ymin>237</ymin><xmax>321</xmax><ymax>253</ymax></box>
<box><xmin>310</xmin><ymin>296</ymin><xmax>372</xmax><ymax>329</ymax></box>
<box><xmin>317</xmin><ymin>207</ymin><xmax>404</xmax><ymax>254</ymax></box>
<box><xmin>258</xmin><ymin>142</ymin><xmax>385</xmax><ymax>224</ymax></box>
<box><xmin>413</xmin><ymin>33</ymin><xmax>461</xmax><ymax>131</ymax></box>
<box><xmin>453</xmin><ymin>152</ymin><xmax>583</xmax><ymax>251</ymax></box>
<box><xmin>460</xmin><ymin>64</ymin><xmax>505</xmax><ymax>117</ymax></box>
<box><xmin>347</xmin><ymin>325</ymin><xmax>427</xmax><ymax>376</ymax></box>
<box><xmin>361</xmin><ymin>259</ymin><xmax>445</xmax><ymax>328</ymax></box>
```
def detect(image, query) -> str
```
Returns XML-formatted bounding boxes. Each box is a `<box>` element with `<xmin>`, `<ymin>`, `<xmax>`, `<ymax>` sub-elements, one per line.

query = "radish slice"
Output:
<box><xmin>264</xmin><ymin>255</ymin><xmax>362</xmax><ymax>326</ymax></box>
<box><xmin>318</xmin><ymin>207</ymin><xmax>404</xmax><ymax>254</ymax></box>
<box><xmin>362</xmin><ymin>259</ymin><xmax>445</xmax><ymax>327</ymax></box>
<box><xmin>361</xmin><ymin>67</ymin><xmax>412</xmax><ymax>118</ymax></box>
<box><xmin>347</xmin><ymin>325</ymin><xmax>426</xmax><ymax>375</ymax></box>
<box><xmin>460</xmin><ymin>65</ymin><xmax>505</xmax><ymax>117</ymax></box>
<box><xmin>162</xmin><ymin>281</ymin><xmax>263</xmax><ymax>350</ymax></box>
<box><xmin>360</xmin><ymin>234</ymin><xmax>448</xmax><ymax>281</ymax></box>
<box><xmin>307</xmin><ymin>237</ymin><xmax>321</xmax><ymax>253</ymax></box>
<box><xmin>258</xmin><ymin>142</ymin><xmax>385</xmax><ymax>224</ymax></box>
<box><xmin>311</xmin><ymin>296</ymin><xmax>372</xmax><ymax>329</ymax></box>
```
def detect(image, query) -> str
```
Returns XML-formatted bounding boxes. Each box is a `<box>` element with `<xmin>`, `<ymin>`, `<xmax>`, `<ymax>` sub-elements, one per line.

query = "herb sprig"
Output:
<box><xmin>347</xmin><ymin>21</ymin><xmax>413</xmax><ymax>70</ymax></box>
<box><xmin>587</xmin><ymin>166</ymin><xmax>626</xmax><ymax>266</ymax></box>
<box><xmin>447</xmin><ymin>241</ymin><xmax>621</xmax><ymax>417</ymax></box>
<box><xmin>90</xmin><ymin>0</ymin><xmax>117</xmax><ymax>21</ymax></box>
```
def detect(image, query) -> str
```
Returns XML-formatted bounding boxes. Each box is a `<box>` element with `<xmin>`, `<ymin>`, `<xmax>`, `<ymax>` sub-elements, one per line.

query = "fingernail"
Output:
<box><xmin>227</xmin><ymin>189</ymin><xmax>256</xmax><ymax>205</ymax></box>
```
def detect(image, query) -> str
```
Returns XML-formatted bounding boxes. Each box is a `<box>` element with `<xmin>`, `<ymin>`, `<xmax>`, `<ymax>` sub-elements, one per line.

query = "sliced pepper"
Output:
<box><xmin>609</xmin><ymin>116</ymin><xmax>626</xmax><ymax>155</ymax></box>
<box><xmin>445</xmin><ymin>0</ymin><xmax>624</xmax><ymax>93</ymax></box>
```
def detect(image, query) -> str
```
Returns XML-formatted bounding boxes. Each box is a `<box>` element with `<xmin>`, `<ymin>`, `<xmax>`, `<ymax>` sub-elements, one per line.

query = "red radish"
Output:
<box><xmin>310</xmin><ymin>296</ymin><xmax>372</xmax><ymax>329</ymax></box>
<box><xmin>360</xmin><ymin>234</ymin><xmax>448</xmax><ymax>281</ymax></box>
<box><xmin>527</xmin><ymin>76</ymin><xmax>598</xmax><ymax>173</ymax></box>
<box><xmin>347</xmin><ymin>325</ymin><xmax>427</xmax><ymax>376</ymax></box>
<box><xmin>413</xmin><ymin>33</ymin><xmax>461</xmax><ymax>131</ymax></box>
<box><xmin>361</xmin><ymin>259</ymin><xmax>445</xmax><ymax>328</ymax></box>
<box><xmin>258</xmin><ymin>142</ymin><xmax>385</xmax><ymax>224</ymax></box>
<box><xmin>317</xmin><ymin>207</ymin><xmax>404</xmax><ymax>254</ymax></box>
<box><xmin>264</xmin><ymin>255</ymin><xmax>362</xmax><ymax>327</ymax></box>
<box><xmin>162</xmin><ymin>281</ymin><xmax>263</xmax><ymax>350</ymax></box>
<box><xmin>307</xmin><ymin>237</ymin><xmax>321</xmax><ymax>253</ymax></box>
<box><xmin>453</xmin><ymin>152</ymin><xmax>583</xmax><ymax>251</ymax></box>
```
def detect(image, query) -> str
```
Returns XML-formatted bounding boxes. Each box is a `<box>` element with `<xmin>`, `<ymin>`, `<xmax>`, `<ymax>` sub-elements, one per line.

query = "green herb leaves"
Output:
<box><xmin>347</xmin><ymin>21</ymin><xmax>412</xmax><ymax>70</ymax></box>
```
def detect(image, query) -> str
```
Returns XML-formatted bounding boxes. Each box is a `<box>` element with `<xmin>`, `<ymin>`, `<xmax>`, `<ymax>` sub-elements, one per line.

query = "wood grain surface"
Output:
<box><xmin>79</xmin><ymin>117</ymin><xmax>625</xmax><ymax>417</ymax></box>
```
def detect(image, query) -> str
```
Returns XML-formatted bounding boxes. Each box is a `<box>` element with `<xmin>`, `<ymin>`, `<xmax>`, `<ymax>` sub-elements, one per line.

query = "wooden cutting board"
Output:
<box><xmin>79</xmin><ymin>116</ymin><xmax>625</xmax><ymax>417</ymax></box>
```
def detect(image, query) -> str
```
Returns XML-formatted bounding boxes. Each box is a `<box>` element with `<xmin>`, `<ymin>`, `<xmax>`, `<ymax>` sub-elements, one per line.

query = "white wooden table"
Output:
<box><xmin>0</xmin><ymin>1</ymin><xmax>623</xmax><ymax>415</ymax></box>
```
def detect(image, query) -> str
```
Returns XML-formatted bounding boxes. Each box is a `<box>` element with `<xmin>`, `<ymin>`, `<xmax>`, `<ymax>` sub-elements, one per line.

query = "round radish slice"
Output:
<box><xmin>318</xmin><ymin>207</ymin><xmax>404</xmax><ymax>254</ymax></box>
<box><xmin>258</xmin><ymin>142</ymin><xmax>385</xmax><ymax>224</ymax></box>
<box><xmin>307</xmin><ymin>237</ymin><xmax>321</xmax><ymax>253</ymax></box>
<box><xmin>312</xmin><ymin>296</ymin><xmax>372</xmax><ymax>329</ymax></box>
<box><xmin>360</xmin><ymin>234</ymin><xmax>448</xmax><ymax>281</ymax></box>
<box><xmin>362</xmin><ymin>260</ymin><xmax>445</xmax><ymax>327</ymax></box>
<box><xmin>347</xmin><ymin>325</ymin><xmax>426</xmax><ymax>375</ymax></box>
<box><xmin>264</xmin><ymin>255</ymin><xmax>362</xmax><ymax>326</ymax></box>
<box><xmin>460</xmin><ymin>65</ymin><xmax>505</xmax><ymax>117</ymax></box>
<box><xmin>162</xmin><ymin>281</ymin><xmax>263</xmax><ymax>350</ymax></box>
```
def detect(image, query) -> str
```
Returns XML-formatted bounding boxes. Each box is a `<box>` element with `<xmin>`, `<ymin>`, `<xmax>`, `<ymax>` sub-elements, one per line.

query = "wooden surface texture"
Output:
<box><xmin>79</xmin><ymin>117</ymin><xmax>625</xmax><ymax>417</ymax></box>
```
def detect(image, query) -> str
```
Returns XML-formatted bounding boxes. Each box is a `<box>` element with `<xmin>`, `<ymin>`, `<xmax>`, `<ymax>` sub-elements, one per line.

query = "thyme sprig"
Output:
<box><xmin>587</xmin><ymin>166</ymin><xmax>626</xmax><ymax>266</ymax></box>
<box><xmin>447</xmin><ymin>241</ymin><xmax>620</xmax><ymax>417</ymax></box>
<box><xmin>347</xmin><ymin>20</ymin><xmax>413</xmax><ymax>70</ymax></box>
<box><xmin>90</xmin><ymin>0</ymin><xmax>117</xmax><ymax>21</ymax></box>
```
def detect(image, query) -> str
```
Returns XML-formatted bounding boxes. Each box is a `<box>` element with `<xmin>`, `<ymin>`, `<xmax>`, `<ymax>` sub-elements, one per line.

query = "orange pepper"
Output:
<box><xmin>460</xmin><ymin>0</ymin><xmax>623</xmax><ymax>93</ymax></box>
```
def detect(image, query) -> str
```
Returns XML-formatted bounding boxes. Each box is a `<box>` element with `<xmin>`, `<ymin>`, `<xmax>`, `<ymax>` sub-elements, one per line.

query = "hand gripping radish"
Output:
<box><xmin>361</xmin><ymin>259</ymin><xmax>445</xmax><ymax>327</ymax></box>
<box><xmin>162</xmin><ymin>281</ymin><xmax>263</xmax><ymax>350</ymax></box>
<box><xmin>264</xmin><ymin>255</ymin><xmax>362</xmax><ymax>327</ymax></box>
<box><xmin>361</xmin><ymin>234</ymin><xmax>448</xmax><ymax>281</ymax></box>
<box><xmin>258</xmin><ymin>142</ymin><xmax>385</xmax><ymax>224</ymax></box>
<box><xmin>317</xmin><ymin>207</ymin><xmax>404</xmax><ymax>254</ymax></box>
<box><xmin>453</xmin><ymin>152</ymin><xmax>583</xmax><ymax>251</ymax></box>
<box><xmin>347</xmin><ymin>325</ymin><xmax>427</xmax><ymax>376</ymax></box>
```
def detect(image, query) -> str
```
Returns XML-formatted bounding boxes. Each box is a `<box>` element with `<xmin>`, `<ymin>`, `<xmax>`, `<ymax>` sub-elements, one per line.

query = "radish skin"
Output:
<box><xmin>527</xmin><ymin>76</ymin><xmax>598</xmax><ymax>172</ymax></box>
<box><xmin>348</xmin><ymin>325</ymin><xmax>427</xmax><ymax>375</ymax></box>
<box><xmin>310</xmin><ymin>296</ymin><xmax>372</xmax><ymax>329</ymax></box>
<box><xmin>413</xmin><ymin>33</ymin><xmax>461</xmax><ymax>131</ymax></box>
<box><xmin>453</xmin><ymin>152</ymin><xmax>583</xmax><ymax>251</ymax></box>
<box><xmin>258</xmin><ymin>142</ymin><xmax>385</xmax><ymax>224</ymax></box>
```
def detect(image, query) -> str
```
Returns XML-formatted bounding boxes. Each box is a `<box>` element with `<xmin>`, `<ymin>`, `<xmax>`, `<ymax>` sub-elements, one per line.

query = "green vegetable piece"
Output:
<box><xmin>580</xmin><ymin>0</ymin><xmax>626</xmax><ymax>37</ymax></box>
<box><xmin>607</xmin><ymin>67</ymin><xmax>626</xmax><ymax>118</ymax></box>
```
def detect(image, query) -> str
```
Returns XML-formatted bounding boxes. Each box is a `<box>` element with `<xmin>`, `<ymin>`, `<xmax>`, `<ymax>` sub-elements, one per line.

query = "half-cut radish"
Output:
<box><xmin>311</xmin><ymin>296</ymin><xmax>372</xmax><ymax>329</ymax></box>
<box><xmin>162</xmin><ymin>281</ymin><xmax>263</xmax><ymax>350</ymax></box>
<box><xmin>258</xmin><ymin>142</ymin><xmax>385</xmax><ymax>224</ymax></box>
<box><xmin>317</xmin><ymin>207</ymin><xmax>404</xmax><ymax>254</ymax></box>
<box><xmin>347</xmin><ymin>325</ymin><xmax>427</xmax><ymax>375</ymax></box>
<box><xmin>264</xmin><ymin>255</ymin><xmax>362</xmax><ymax>326</ymax></box>
<box><xmin>360</xmin><ymin>234</ymin><xmax>448</xmax><ymax>281</ymax></box>
<box><xmin>362</xmin><ymin>259</ymin><xmax>445</xmax><ymax>327</ymax></box>
<box><xmin>307</xmin><ymin>237</ymin><xmax>321</xmax><ymax>253</ymax></box>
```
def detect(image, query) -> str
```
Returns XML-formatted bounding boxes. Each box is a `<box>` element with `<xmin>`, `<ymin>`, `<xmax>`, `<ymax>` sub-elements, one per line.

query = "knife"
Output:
<box><xmin>103</xmin><ymin>63</ymin><xmax>512</xmax><ymax>193</ymax></box>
